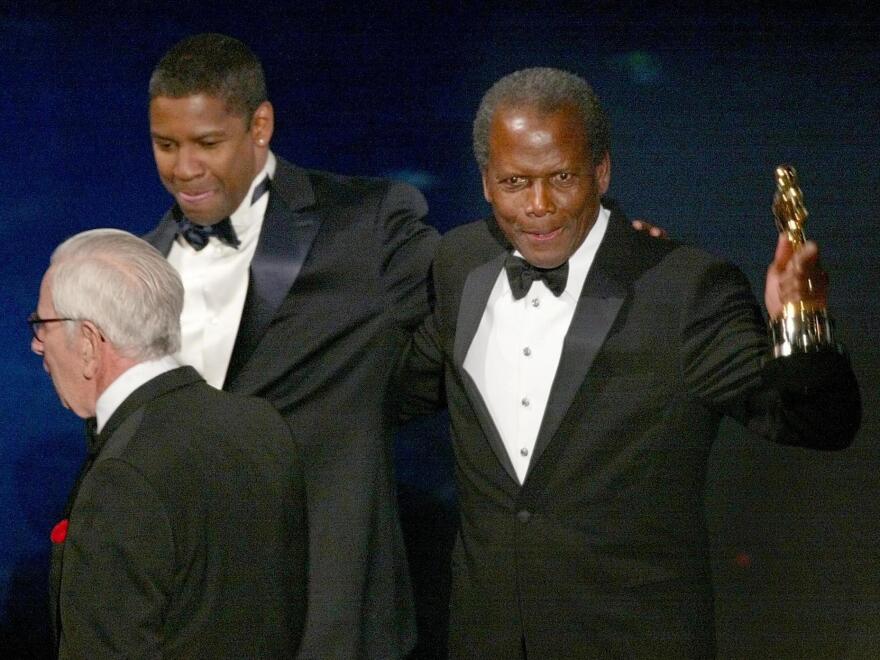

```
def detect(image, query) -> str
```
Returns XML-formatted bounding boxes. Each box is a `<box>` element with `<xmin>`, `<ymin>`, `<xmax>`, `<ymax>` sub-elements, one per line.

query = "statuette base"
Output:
<box><xmin>769</xmin><ymin>307</ymin><xmax>840</xmax><ymax>358</ymax></box>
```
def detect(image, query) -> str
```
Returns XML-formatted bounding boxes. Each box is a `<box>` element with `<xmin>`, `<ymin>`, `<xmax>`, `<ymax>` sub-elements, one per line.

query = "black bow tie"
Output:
<box><xmin>175</xmin><ymin>216</ymin><xmax>240</xmax><ymax>251</ymax></box>
<box><xmin>504</xmin><ymin>254</ymin><xmax>569</xmax><ymax>300</ymax></box>
<box><xmin>174</xmin><ymin>175</ymin><xmax>271</xmax><ymax>251</ymax></box>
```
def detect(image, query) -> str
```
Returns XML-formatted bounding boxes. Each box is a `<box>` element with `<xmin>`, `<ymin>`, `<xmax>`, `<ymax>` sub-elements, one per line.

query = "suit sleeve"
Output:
<box><xmin>60</xmin><ymin>459</ymin><xmax>173</xmax><ymax>659</ymax></box>
<box><xmin>680</xmin><ymin>259</ymin><xmax>861</xmax><ymax>449</ymax></box>
<box><xmin>395</xmin><ymin>297</ymin><xmax>448</xmax><ymax>420</ymax></box>
<box><xmin>376</xmin><ymin>181</ymin><xmax>439</xmax><ymax>330</ymax></box>
<box><xmin>391</xmin><ymin>225</ymin><xmax>459</xmax><ymax>420</ymax></box>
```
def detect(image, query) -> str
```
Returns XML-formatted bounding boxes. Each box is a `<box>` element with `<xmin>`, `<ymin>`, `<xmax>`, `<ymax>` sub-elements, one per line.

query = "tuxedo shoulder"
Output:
<box><xmin>437</xmin><ymin>218</ymin><xmax>507</xmax><ymax>264</ymax></box>
<box><xmin>116</xmin><ymin>383</ymin><xmax>292</xmax><ymax>468</ymax></box>
<box><xmin>152</xmin><ymin>381</ymin><xmax>288</xmax><ymax>433</ymax></box>
<box><xmin>607</xmin><ymin>224</ymin><xmax>752</xmax><ymax>304</ymax></box>
<box><xmin>625</xmin><ymin>221</ymin><xmax>742</xmax><ymax>275</ymax></box>
<box><xmin>664</xmin><ymin>241</ymin><xmax>745</xmax><ymax>277</ymax></box>
<box><xmin>642</xmin><ymin>241</ymin><xmax>755</xmax><ymax>303</ymax></box>
<box><xmin>441</xmin><ymin>218</ymin><xmax>498</xmax><ymax>242</ymax></box>
<box><xmin>304</xmin><ymin>167</ymin><xmax>427</xmax><ymax>212</ymax></box>
<box><xmin>658</xmin><ymin>240</ymin><xmax>731</xmax><ymax>269</ymax></box>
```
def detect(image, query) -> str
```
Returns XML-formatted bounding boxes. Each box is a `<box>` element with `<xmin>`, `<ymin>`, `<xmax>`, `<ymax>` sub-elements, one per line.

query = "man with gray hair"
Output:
<box><xmin>31</xmin><ymin>229</ymin><xmax>307</xmax><ymax>658</ymax></box>
<box><xmin>398</xmin><ymin>68</ymin><xmax>860</xmax><ymax>657</ymax></box>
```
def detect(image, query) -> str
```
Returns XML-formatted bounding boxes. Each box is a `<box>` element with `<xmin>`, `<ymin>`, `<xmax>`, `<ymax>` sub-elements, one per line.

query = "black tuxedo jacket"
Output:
<box><xmin>50</xmin><ymin>367</ymin><xmax>307</xmax><ymax>658</ymax></box>
<box><xmin>399</xmin><ymin>205</ymin><xmax>860</xmax><ymax>658</ymax></box>
<box><xmin>146</xmin><ymin>157</ymin><xmax>438</xmax><ymax>659</ymax></box>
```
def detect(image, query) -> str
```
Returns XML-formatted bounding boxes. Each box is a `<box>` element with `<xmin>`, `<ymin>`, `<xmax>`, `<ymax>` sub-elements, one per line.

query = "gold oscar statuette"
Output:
<box><xmin>768</xmin><ymin>164</ymin><xmax>839</xmax><ymax>358</ymax></box>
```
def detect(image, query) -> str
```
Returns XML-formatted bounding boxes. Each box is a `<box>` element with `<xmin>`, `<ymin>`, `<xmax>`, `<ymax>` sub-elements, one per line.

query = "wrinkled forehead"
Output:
<box><xmin>489</xmin><ymin>105</ymin><xmax>589</xmax><ymax>159</ymax></box>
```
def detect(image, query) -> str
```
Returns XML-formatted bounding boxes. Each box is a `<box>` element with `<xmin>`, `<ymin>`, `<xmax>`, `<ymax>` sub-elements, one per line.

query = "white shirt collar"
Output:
<box><xmin>95</xmin><ymin>355</ymin><xmax>181</xmax><ymax>432</ymax></box>
<box><xmin>229</xmin><ymin>151</ymin><xmax>277</xmax><ymax>234</ymax></box>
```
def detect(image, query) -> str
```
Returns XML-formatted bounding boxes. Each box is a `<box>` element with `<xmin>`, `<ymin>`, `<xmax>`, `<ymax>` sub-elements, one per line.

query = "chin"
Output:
<box><xmin>521</xmin><ymin>251</ymin><xmax>566</xmax><ymax>270</ymax></box>
<box><xmin>514</xmin><ymin>236</ymin><xmax>571</xmax><ymax>269</ymax></box>
<box><xmin>181</xmin><ymin>209</ymin><xmax>216</xmax><ymax>224</ymax></box>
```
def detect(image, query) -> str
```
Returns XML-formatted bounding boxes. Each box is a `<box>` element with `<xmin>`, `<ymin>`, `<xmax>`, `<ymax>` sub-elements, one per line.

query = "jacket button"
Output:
<box><xmin>517</xmin><ymin>510</ymin><xmax>531</xmax><ymax>523</ymax></box>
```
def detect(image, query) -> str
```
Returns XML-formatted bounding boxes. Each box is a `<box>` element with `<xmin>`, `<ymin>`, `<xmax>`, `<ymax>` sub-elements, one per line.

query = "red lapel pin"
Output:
<box><xmin>50</xmin><ymin>519</ymin><xmax>69</xmax><ymax>544</ymax></box>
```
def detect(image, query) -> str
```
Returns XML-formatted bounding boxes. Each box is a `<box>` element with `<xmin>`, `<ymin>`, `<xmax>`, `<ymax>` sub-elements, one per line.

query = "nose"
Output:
<box><xmin>31</xmin><ymin>335</ymin><xmax>44</xmax><ymax>356</ymax></box>
<box><xmin>172</xmin><ymin>145</ymin><xmax>205</xmax><ymax>181</ymax></box>
<box><xmin>526</xmin><ymin>180</ymin><xmax>555</xmax><ymax>216</ymax></box>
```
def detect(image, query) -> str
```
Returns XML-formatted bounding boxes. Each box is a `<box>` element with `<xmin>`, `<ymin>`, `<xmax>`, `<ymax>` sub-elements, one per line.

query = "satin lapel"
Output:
<box><xmin>454</xmin><ymin>253</ymin><xmax>520</xmax><ymax>485</ymax></box>
<box><xmin>143</xmin><ymin>211</ymin><xmax>178</xmax><ymax>256</ymax></box>
<box><xmin>528</xmin><ymin>215</ymin><xmax>633</xmax><ymax>473</ymax></box>
<box><xmin>224</xmin><ymin>179</ymin><xmax>321</xmax><ymax>389</ymax></box>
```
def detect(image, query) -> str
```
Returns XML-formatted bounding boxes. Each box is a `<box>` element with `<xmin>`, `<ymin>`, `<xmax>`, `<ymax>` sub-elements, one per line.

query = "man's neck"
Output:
<box><xmin>94</xmin><ymin>355</ymin><xmax>181</xmax><ymax>433</ymax></box>
<box><xmin>94</xmin><ymin>351</ymin><xmax>140</xmax><ymax>401</ymax></box>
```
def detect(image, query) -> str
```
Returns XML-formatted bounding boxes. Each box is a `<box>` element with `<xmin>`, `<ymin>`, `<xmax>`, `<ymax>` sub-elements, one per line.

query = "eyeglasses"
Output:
<box><xmin>27</xmin><ymin>313</ymin><xmax>75</xmax><ymax>341</ymax></box>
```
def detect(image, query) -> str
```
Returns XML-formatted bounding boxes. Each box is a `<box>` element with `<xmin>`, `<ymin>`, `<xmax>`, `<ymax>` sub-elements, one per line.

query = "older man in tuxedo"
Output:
<box><xmin>143</xmin><ymin>33</ymin><xmax>438</xmax><ymax>658</ymax></box>
<box><xmin>31</xmin><ymin>229</ymin><xmax>307</xmax><ymax>658</ymax></box>
<box><xmin>399</xmin><ymin>68</ymin><xmax>861</xmax><ymax>658</ymax></box>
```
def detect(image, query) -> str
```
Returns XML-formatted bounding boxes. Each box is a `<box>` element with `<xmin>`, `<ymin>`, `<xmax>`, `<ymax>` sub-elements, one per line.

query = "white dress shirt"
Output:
<box><xmin>169</xmin><ymin>152</ymin><xmax>277</xmax><ymax>388</ymax></box>
<box><xmin>95</xmin><ymin>355</ymin><xmax>181</xmax><ymax>433</ymax></box>
<box><xmin>463</xmin><ymin>206</ymin><xmax>610</xmax><ymax>484</ymax></box>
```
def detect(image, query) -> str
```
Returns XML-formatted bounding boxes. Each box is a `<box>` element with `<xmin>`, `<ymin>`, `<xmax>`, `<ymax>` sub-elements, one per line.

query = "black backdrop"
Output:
<box><xmin>2</xmin><ymin>3</ymin><xmax>878</xmax><ymax>657</ymax></box>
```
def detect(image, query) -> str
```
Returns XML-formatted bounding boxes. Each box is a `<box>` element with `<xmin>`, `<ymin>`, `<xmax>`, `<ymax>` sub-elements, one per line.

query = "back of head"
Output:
<box><xmin>50</xmin><ymin>229</ymin><xmax>183</xmax><ymax>361</ymax></box>
<box><xmin>149</xmin><ymin>33</ymin><xmax>267</xmax><ymax>121</ymax></box>
<box><xmin>473</xmin><ymin>67</ymin><xmax>611</xmax><ymax>170</ymax></box>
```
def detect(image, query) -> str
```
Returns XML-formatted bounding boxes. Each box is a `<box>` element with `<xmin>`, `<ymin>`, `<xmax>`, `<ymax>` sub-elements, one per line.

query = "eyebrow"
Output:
<box><xmin>150</xmin><ymin>129</ymin><xmax>228</xmax><ymax>141</ymax></box>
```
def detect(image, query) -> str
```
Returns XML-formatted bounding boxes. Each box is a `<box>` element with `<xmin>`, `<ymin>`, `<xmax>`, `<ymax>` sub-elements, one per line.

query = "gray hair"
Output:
<box><xmin>472</xmin><ymin>67</ymin><xmax>611</xmax><ymax>170</ymax></box>
<box><xmin>49</xmin><ymin>229</ymin><xmax>183</xmax><ymax>361</ymax></box>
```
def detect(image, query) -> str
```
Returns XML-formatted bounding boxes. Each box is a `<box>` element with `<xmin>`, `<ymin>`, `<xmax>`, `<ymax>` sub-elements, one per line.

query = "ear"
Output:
<box><xmin>595</xmin><ymin>152</ymin><xmax>611</xmax><ymax>195</ymax></box>
<box><xmin>250</xmin><ymin>101</ymin><xmax>275</xmax><ymax>148</ymax></box>
<box><xmin>79</xmin><ymin>321</ymin><xmax>104</xmax><ymax>380</ymax></box>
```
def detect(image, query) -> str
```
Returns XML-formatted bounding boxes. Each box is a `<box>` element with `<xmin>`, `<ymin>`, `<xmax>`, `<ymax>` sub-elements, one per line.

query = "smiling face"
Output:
<box><xmin>31</xmin><ymin>269</ymin><xmax>95</xmax><ymax>418</ymax></box>
<box><xmin>482</xmin><ymin>103</ymin><xmax>610</xmax><ymax>269</ymax></box>
<box><xmin>149</xmin><ymin>93</ymin><xmax>272</xmax><ymax>224</ymax></box>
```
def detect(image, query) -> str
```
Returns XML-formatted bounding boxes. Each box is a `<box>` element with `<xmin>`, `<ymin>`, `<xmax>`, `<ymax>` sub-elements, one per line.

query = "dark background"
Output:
<box><xmin>1</xmin><ymin>3</ymin><xmax>877</xmax><ymax>657</ymax></box>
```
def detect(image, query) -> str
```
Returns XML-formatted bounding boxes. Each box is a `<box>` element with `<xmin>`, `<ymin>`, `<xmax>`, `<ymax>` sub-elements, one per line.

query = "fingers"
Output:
<box><xmin>792</xmin><ymin>240</ymin><xmax>820</xmax><ymax>271</ymax></box>
<box><xmin>776</xmin><ymin>240</ymin><xmax>829</xmax><ymax>307</ymax></box>
<box><xmin>631</xmin><ymin>219</ymin><xmax>668</xmax><ymax>239</ymax></box>
<box><xmin>771</xmin><ymin>233</ymin><xmax>794</xmax><ymax>272</ymax></box>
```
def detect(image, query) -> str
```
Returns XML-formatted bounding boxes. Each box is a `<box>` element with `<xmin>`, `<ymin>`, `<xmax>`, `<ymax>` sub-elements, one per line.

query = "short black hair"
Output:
<box><xmin>149</xmin><ymin>33</ymin><xmax>267</xmax><ymax>121</ymax></box>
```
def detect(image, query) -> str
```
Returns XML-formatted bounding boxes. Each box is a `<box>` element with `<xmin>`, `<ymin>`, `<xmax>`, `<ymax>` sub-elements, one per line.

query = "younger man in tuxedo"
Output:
<box><xmin>144</xmin><ymin>33</ymin><xmax>438</xmax><ymax>658</ymax></box>
<box><xmin>399</xmin><ymin>67</ymin><xmax>860</xmax><ymax>658</ymax></box>
<box><xmin>31</xmin><ymin>229</ymin><xmax>307</xmax><ymax>658</ymax></box>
